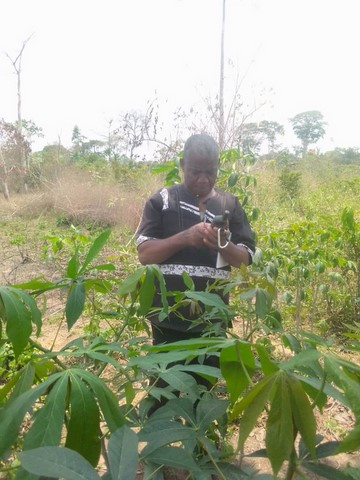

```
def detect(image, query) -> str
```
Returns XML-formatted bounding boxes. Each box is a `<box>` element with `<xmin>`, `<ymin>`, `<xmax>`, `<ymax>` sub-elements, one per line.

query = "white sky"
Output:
<box><xmin>1</xmin><ymin>0</ymin><xmax>360</xmax><ymax>153</ymax></box>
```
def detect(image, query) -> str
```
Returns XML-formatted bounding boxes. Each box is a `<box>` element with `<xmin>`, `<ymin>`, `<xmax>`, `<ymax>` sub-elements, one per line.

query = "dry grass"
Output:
<box><xmin>0</xmin><ymin>166</ymin><xmax>162</xmax><ymax>230</ymax></box>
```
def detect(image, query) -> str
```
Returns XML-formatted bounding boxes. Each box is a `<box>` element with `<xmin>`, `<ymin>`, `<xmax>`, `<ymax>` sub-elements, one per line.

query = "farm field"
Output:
<box><xmin>1</xmin><ymin>155</ymin><xmax>360</xmax><ymax>479</ymax></box>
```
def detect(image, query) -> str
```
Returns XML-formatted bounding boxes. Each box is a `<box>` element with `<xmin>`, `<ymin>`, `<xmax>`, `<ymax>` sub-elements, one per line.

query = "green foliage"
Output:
<box><xmin>290</xmin><ymin>110</ymin><xmax>326</xmax><ymax>155</ymax></box>
<box><xmin>151</xmin><ymin>154</ymin><xmax>182</xmax><ymax>186</ymax></box>
<box><xmin>1</xmin><ymin>154</ymin><xmax>360</xmax><ymax>479</ymax></box>
<box><xmin>278</xmin><ymin>167</ymin><xmax>302</xmax><ymax>200</ymax></box>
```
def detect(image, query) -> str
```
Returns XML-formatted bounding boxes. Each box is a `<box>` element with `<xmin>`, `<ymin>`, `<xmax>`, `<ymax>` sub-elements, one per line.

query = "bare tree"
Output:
<box><xmin>0</xmin><ymin>120</ymin><xmax>30</xmax><ymax>200</ymax></box>
<box><xmin>218</xmin><ymin>0</ymin><xmax>226</xmax><ymax>150</ymax></box>
<box><xmin>5</xmin><ymin>34</ymin><xmax>34</xmax><ymax>190</ymax></box>
<box><xmin>0</xmin><ymin>145</ymin><xmax>10</xmax><ymax>200</ymax></box>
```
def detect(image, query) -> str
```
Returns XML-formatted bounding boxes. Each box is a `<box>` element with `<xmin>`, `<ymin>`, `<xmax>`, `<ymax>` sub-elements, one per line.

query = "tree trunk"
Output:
<box><xmin>6</xmin><ymin>35</ymin><xmax>33</xmax><ymax>193</ymax></box>
<box><xmin>218</xmin><ymin>0</ymin><xmax>226</xmax><ymax>151</ymax></box>
<box><xmin>0</xmin><ymin>146</ymin><xmax>10</xmax><ymax>200</ymax></box>
<box><xmin>1</xmin><ymin>180</ymin><xmax>10</xmax><ymax>201</ymax></box>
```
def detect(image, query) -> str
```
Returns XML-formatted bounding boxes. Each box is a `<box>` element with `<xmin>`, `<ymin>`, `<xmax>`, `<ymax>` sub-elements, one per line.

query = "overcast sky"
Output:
<box><xmin>1</xmin><ymin>0</ymin><xmax>359</xmax><ymax>152</ymax></box>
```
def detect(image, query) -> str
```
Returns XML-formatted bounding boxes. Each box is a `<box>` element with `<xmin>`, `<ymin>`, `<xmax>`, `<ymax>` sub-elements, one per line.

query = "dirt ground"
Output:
<box><xmin>1</xmin><ymin>219</ymin><xmax>360</xmax><ymax>479</ymax></box>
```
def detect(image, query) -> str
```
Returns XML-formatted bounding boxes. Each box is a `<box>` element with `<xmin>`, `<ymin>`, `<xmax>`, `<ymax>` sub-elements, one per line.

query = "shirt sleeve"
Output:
<box><xmin>229</xmin><ymin>196</ymin><xmax>256</xmax><ymax>257</ymax></box>
<box><xmin>135</xmin><ymin>190</ymin><xmax>164</xmax><ymax>247</ymax></box>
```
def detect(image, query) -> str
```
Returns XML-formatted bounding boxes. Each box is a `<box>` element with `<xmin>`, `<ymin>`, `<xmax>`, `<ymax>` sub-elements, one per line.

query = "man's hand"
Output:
<box><xmin>201</xmin><ymin>223</ymin><xmax>222</xmax><ymax>250</ymax></box>
<box><xmin>183</xmin><ymin>222</ymin><xmax>213</xmax><ymax>248</ymax></box>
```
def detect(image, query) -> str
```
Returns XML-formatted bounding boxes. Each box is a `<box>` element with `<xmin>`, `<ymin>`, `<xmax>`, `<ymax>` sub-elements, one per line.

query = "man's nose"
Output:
<box><xmin>197</xmin><ymin>173</ymin><xmax>209</xmax><ymax>182</ymax></box>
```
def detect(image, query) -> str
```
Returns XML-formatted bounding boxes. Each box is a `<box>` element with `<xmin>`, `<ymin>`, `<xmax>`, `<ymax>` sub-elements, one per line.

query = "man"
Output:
<box><xmin>136</xmin><ymin>133</ymin><xmax>255</xmax><ymax>344</ymax></box>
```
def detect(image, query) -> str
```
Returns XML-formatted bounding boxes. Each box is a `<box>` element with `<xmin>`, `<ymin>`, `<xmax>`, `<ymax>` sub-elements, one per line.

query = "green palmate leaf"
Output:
<box><xmin>65</xmin><ymin>375</ymin><xmax>101</xmax><ymax>467</ymax></box>
<box><xmin>287</xmin><ymin>375</ymin><xmax>316</xmax><ymax>458</ymax></box>
<box><xmin>159</xmin><ymin>370</ymin><xmax>199</xmax><ymax>397</ymax></box>
<box><xmin>281</xmin><ymin>348</ymin><xmax>321</xmax><ymax>371</ymax></box>
<box><xmin>140</xmin><ymin>420</ymin><xmax>197</xmax><ymax>457</ymax></box>
<box><xmin>255</xmin><ymin>344</ymin><xmax>279</xmax><ymax>375</ymax></box>
<box><xmin>124</xmin><ymin>380</ymin><xmax>136</xmax><ymax>405</ymax></box>
<box><xmin>19</xmin><ymin>446</ymin><xmax>101</xmax><ymax>480</ymax></box>
<box><xmin>23</xmin><ymin>374</ymin><xmax>69</xmax><ymax>450</ymax></box>
<box><xmin>300</xmin><ymin>379</ymin><xmax>327</xmax><ymax>410</ymax></box>
<box><xmin>266</xmin><ymin>372</ymin><xmax>294</xmax><ymax>475</ymax></box>
<box><xmin>165</xmin><ymin>397</ymin><xmax>197</xmax><ymax>425</ymax></box>
<box><xmin>151</xmin><ymin>265</ymin><xmax>169</xmax><ymax>314</ymax></box>
<box><xmin>14</xmin><ymin>278</ymin><xmax>56</xmax><ymax>291</ymax></box>
<box><xmin>174</xmin><ymin>363</ymin><xmax>220</xmax><ymax>379</ymax></box>
<box><xmin>117</xmin><ymin>266</ymin><xmax>146</xmax><ymax>295</ymax></box>
<box><xmin>79</xmin><ymin>229</ymin><xmax>111</xmax><ymax>275</ymax></box>
<box><xmin>341</xmin><ymin>207</ymin><xmax>357</xmax><ymax>233</ymax></box>
<box><xmin>21</xmin><ymin>290</ymin><xmax>42</xmax><ymax>335</ymax></box>
<box><xmin>232</xmin><ymin>374</ymin><xmax>276</xmax><ymax>452</ymax></box>
<box><xmin>0</xmin><ymin>368</ymin><xmax>27</xmax><ymax>403</ymax></box>
<box><xmin>337</xmin><ymin>424</ymin><xmax>360</xmax><ymax>453</ymax></box>
<box><xmin>255</xmin><ymin>288</ymin><xmax>272</xmax><ymax>319</ymax></box>
<box><xmin>89</xmin><ymin>263</ymin><xmax>116</xmax><ymax>271</ymax></box>
<box><xmin>228</xmin><ymin>172</ymin><xmax>239</xmax><ymax>188</ymax></box>
<box><xmin>181</xmin><ymin>271</ymin><xmax>195</xmax><ymax>290</ymax></box>
<box><xmin>83</xmin><ymin>351</ymin><xmax>122</xmax><ymax>368</ymax></box>
<box><xmin>148</xmin><ymin>336</ymin><xmax>228</xmax><ymax>352</ymax></box>
<box><xmin>84</xmin><ymin>278</ymin><xmax>113</xmax><ymax>293</ymax></box>
<box><xmin>221</xmin><ymin>360</ymin><xmax>250</xmax><ymax>404</ymax></box>
<box><xmin>0</xmin><ymin>286</ymin><xmax>42</xmax><ymax>357</ymax></box>
<box><xmin>303</xmin><ymin>460</ymin><xmax>354</xmax><ymax>480</ymax></box>
<box><xmin>220</xmin><ymin>342</ymin><xmax>256</xmax><ymax>404</ymax></box>
<box><xmin>66</xmin><ymin>280</ymin><xmax>86</xmax><ymax>329</ymax></box>
<box><xmin>144</xmin><ymin>445</ymin><xmax>201</xmax><ymax>474</ymax></box>
<box><xmin>297</xmin><ymin>375</ymin><xmax>348</xmax><ymax>408</ymax></box>
<box><xmin>185</xmin><ymin>290</ymin><xmax>227</xmax><ymax>309</ymax></box>
<box><xmin>139</xmin><ymin>268</ymin><xmax>155</xmax><ymax>316</ymax></box>
<box><xmin>324</xmin><ymin>355</ymin><xmax>360</xmax><ymax>417</ymax></box>
<box><xmin>239</xmin><ymin>288</ymin><xmax>257</xmax><ymax>301</ymax></box>
<box><xmin>67</xmin><ymin>252</ymin><xmax>79</xmax><ymax>278</ymax></box>
<box><xmin>72</xmin><ymin>369</ymin><xmax>125</xmax><ymax>432</ymax></box>
<box><xmin>9</xmin><ymin>362</ymin><xmax>36</xmax><ymax>400</ymax></box>
<box><xmin>108</xmin><ymin>426</ymin><xmax>138</xmax><ymax>480</ymax></box>
<box><xmin>281</xmin><ymin>333</ymin><xmax>302</xmax><ymax>353</ymax></box>
<box><xmin>196</xmin><ymin>395</ymin><xmax>229</xmax><ymax>434</ymax></box>
<box><xmin>0</xmin><ymin>373</ymin><xmax>62</xmax><ymax>457</ymax></box>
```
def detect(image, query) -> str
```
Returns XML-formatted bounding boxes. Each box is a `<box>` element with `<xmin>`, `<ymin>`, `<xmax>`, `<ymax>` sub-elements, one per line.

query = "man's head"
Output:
<box><xmin>181</xmin><ymin>134</ymin><xmax>220</xmax><ymax>198</ymax></box>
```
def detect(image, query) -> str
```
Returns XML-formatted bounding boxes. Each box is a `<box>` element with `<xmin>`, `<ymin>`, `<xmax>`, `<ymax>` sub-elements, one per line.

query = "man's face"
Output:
<box><xmin>182</xmin><ymin>152</ymin><xmax>218</xmax><ymax>197</ymax></box>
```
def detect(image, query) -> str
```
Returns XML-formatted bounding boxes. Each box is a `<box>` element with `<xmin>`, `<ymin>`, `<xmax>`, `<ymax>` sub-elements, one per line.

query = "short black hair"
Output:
<box><xmin>183</xmin><ymin>134</ymin><xmax>220</xmax><ymax>164</ymax></box>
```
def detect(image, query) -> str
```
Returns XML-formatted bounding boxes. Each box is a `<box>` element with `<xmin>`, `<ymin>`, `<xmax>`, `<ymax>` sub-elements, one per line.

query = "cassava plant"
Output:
<box><xmin>0</xmin><ymin>226</ymin><xmax>360</xmax><ymax>479</ymax></box>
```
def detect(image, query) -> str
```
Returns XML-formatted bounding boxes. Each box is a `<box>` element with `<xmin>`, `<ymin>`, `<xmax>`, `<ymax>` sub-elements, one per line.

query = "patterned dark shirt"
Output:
<box><xmin>136</xmin><ymin>184</ymin><xmax>255</xmax><ymax>332</ymax></box>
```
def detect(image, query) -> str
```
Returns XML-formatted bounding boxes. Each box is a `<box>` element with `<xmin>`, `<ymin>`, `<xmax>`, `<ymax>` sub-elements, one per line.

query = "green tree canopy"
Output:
<box><xmin>290</xmin><ymin>110</ymin><xmax>326</xmax><ymax>156</ymax></box>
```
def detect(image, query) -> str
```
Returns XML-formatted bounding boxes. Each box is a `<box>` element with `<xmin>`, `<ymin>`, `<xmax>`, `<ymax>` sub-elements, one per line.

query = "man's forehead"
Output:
<box><xmin>184</xmin><ymin>151</ymin><xmax>218</xmax><ymax>166</ymax></box>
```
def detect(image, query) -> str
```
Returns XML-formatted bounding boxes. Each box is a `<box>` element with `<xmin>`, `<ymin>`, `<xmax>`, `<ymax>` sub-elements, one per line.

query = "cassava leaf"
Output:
<box><xmin>117</xmin><ymin>266</ymin><xmax>146</xmax><ymax>295</ymax></box>
<box><xmin>19</xmin><ymin>446</ymin><xmax>101</xmax><ymax>480</ymax></box>
<box><xmin>108</xmin><ymin>426</ymin><xmax>138</xmax><ymax>480</ymax></box>
<box><xmin>336</xmin><ymin>424</ymin><xmax>360</xmax><ymax>453</ymax></box>
<box><xmin>288</xmin><ymin>375</ymin><xmax>316</xmax><ymax>458</ymax></box>
<box><xmin>65</xmin><ymin>375</ymin><xmax>101</xmax><ymax>467</ymax></box>
<box><xmin>196</xmin><ymin>395</ymin><xmax>229</xmax><ymax>434</ymax></box>
<box><xmin>231</xmin><ymin>374</ymin><xmax>276</xmax><ymax>451</ymax></box>
<box><xmin>71</xmin><ymin>369</ymin><xmax>125</xmax><ymax>432</ymax></box>
<box><xmin>66</xmin><ymin>280</ymin><xmax>86</xmax><ymax>329</ymax></box>
<box><xmin>23</xmin><ymin>373</ymin><xmax>69</xmax><ymax>450</ymax></box>
<box><xmin>143</xmin><ymin>445</ymin><xmax>201</xmax><ymax>474</ymax></box>
<box><xmin>185</xmin><ymin>290</ymin><xmax>227</xmax><ymax>309</ymax></box>
<box><xmin>0</xmin><ymin>286</ymin><xmax>41</xmax><ymax>357</ymax></box>
<box><xmin>139</xmin><ymin>268</ymin><xmax>155</xmax><ymax>315</ymax></box>
<box><xmin>0</xmin><ymin>373</ymin><xmax>62</xmax><ymax>457</ymax></box>
<box><xmin>266</xmin><ymin>372</ymin><xmax>294</xmax><ymax>475</ymax></box>
<box><xmin>67</xmin><ymin>252</ymin><xmax>79</xmax><ymax>278</ymax></box>
<box><xmin>79</xmin><ymin>229</ymin><xmax>111</xmax><ymax>275</ymax></box>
